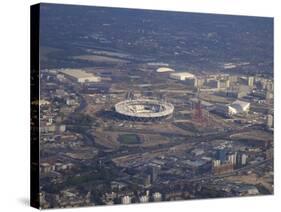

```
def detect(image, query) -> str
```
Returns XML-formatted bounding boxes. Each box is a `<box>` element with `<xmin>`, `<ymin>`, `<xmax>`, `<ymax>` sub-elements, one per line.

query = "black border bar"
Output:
<box><xmin>30</xmin><ymin>3</ymin><xmax>40</xmax><ymax>209</ymax></box>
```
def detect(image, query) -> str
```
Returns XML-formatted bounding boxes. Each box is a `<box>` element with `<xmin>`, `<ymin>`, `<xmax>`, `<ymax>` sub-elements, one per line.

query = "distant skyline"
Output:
<box><xmin>40</xmin><ymin>3</ymin><xmax>273</xmax><ymax>75</ymax></box>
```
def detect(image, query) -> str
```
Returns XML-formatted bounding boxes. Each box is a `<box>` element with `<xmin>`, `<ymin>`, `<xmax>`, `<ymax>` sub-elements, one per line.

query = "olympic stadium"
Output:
<box><xmin>114</xmin><ymin>99</ymin><xmax>174</xmax><ymax>121</ymax></box>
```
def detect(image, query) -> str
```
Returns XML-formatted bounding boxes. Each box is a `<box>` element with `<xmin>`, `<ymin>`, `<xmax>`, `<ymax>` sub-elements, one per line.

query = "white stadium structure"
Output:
<box><xmin>115</xmin><ymin>99</ymin><xmax>174</xmax><ymax>121</ymax></box>
<box><xmin>214</xmin><ymin>100</ymin><xmax>250</xmax><ymax>117</ymax></box>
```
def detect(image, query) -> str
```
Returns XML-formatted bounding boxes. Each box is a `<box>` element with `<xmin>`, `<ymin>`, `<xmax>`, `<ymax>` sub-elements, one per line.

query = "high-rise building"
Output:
<box><xmin>266</xmin><ymin>81</ymin><xmax>274</xmax><ymax>91</ymax></box>
<box><xmin>212</xmin><ymin>160</ymin><xmax>221</xmax><ymax>167</ymax></box>
<box><xmin>152</xmin><ymin>192</ymin><xmax>162</xmax><ymax>202</ymax></box>
<box><xmin>267</xmin><ymin>114</ymin><xmax>273</xmax><ymax>128</ymax></box>
<box><xmin>139</xmin><ymin>195</ymin><xmax>149</xmax><ymax>203</ymax></box>
<box><xmin>229</xmin><ymin>75</ymin><xmax>238</xmax><ymax>84</ymax></box>
<box><xmin>121</xmin><ymin>196</ymin><xmax>131</xmax><ymax>204</ymax></box>
<box><xmin>197</xmin><ymin>78</ymin><xmax>205</xmax><ymax>88</ymax></box>
<box><xmin>241</xmin><ymin>154</ymin><xmax>247</xmax><ymax>165</ymax></box>
<box><xmin>266</xmin><ymin>91</ymin><xmax>273</xmax><ymax>100</ymax></box>
<box><xmin>227</xmin><ymin>153</ymin><xmax>237</xmax><ymax>165</ymax></box>
<box><xmin>236</xmin><ymin>152</ymin><xmax>248</xmax><ymax>167</ymax></box>
<box><xmin>212</xmin><ymin>162</ymin><xmax>234</xmax><ymax>174</ymax></box>
<box><xmin>208</xmin><ymin>79</ymin><xmax>220</xmax><ymax>89</ymax></box>
<box><xmin>219</xmin><ymin>79</ymin><xmax>230</xmax><ymax>88</ymax></box>
<box><xmin>143</xmin><ymin>174</ymin><xmax>151</xmax><ymax>187</ymax></box>
<box><xmin>216</xmin><ymin>147</ymin><xmax>227</xmax><ymax>161</ymax></box>
<box><xmin>149</xmin><ymin>164</ymin><xmax>161</xmax><ymax>183</ymax></box>
<box><xmin>248</xmin><ymin>76</ymin><xmax>254</xmax><ymax>87</ymax></box>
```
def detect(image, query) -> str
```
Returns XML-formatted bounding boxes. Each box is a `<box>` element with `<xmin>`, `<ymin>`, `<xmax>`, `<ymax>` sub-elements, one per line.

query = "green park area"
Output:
<box><xmin>117</xmin><ymin>134</ymin><xmax>142</xmax><ymax>145</ymax></box>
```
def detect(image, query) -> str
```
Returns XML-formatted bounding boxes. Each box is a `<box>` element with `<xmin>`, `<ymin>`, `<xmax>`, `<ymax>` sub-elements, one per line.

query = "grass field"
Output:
<box><xmin>117</xmin><ymin>134</ymin><xmax>141</xmax><ymax>145</ymax></box>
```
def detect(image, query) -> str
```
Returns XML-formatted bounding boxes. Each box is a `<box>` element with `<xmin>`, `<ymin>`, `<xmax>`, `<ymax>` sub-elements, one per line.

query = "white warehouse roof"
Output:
<box><xmin>59</xmin><ymin>69</ymin><xmax>101</xmax><ymax>83</ymax></box>
<box><xmin>169</xmin><ymin>72</ymin><xmax>195</xmax><ymax>80</ymax></box>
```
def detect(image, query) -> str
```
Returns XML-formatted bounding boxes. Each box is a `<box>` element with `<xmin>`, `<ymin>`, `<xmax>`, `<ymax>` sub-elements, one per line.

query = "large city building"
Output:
<box><xmin>267</xmin><ymin>114</ymin><xmax>273</xmax><ymax>128</ymax></box>
<box><xmin>169</xmin><ymin>72</ymin><xmax>196</xmax><ymax>81</ymax></box>
<box><xmin>248</xmin><ymin>76</ymin><xmax>255</xmax><ymax>87</ymax></box>
<box><xmin>214</xmin><ymin>100</ymin><xmax>250</xmax><ymax>116</ymax></box>
<box><xmin>59</xmin><ymin>69</ymin><xmax>101</xmax><ymax>83</ymax></box>
<box><xmin>231</xmin><ymin>100</ymin><xmax>250</xmax><ymax>113</ymax></box>
<box><xmin>218</xmin><ymin>79</ymin><xmax>230</xmax><ymax>89</ymax></box>
<box><xmin>121</xmin><ymin>196</ymin><xmax>131</xmax><ymax>204</ymax></box>
<box><xmin>214</xmin><ymin>104</ymin><xmax>237</xmax><ymax>117</ymax></box>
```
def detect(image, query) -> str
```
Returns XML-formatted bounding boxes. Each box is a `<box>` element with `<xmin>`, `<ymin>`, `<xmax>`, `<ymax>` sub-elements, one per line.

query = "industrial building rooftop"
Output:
<box><xmin>169</xmin><ymin>72</ymin><xmax>196</xmax><ymax>80</ymax></box>
<box><xmin>59</xmin><ymin>69</ymin><xmax>101</xmax><ymax>83</ymax></box>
